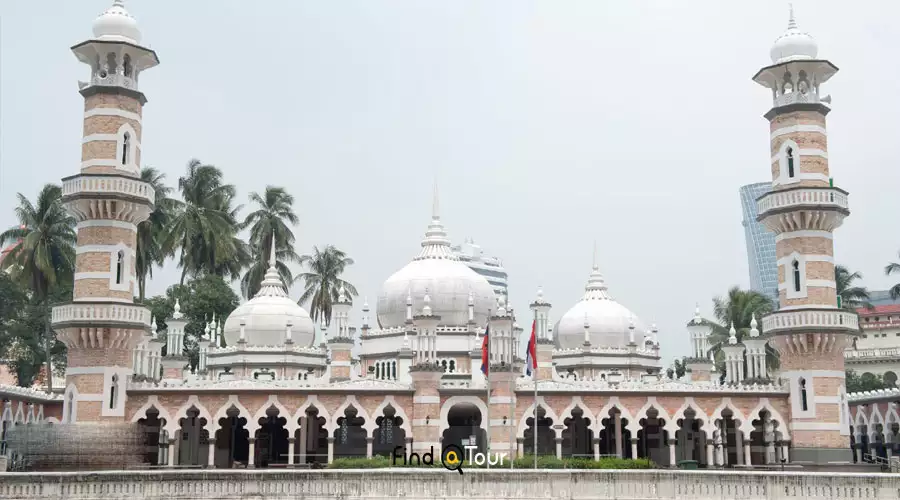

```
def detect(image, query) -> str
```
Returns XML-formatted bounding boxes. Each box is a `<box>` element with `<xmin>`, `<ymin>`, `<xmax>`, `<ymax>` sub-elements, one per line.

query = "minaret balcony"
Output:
<box><xmin>52</xmin><ymin>302</ymin><xmax>152</xmax><ymax>331</ymax></box>
<box><xmin>761</xmin><ymin>308</ymin><xmax>859</xmax><ymax>336</ymax></box>
<box><xmin>90</xmin><ymin>72</ymin><xmax>137</xmax><ymax>90</ymax></box>
<box><xmin>62</xmin><ymin>173</ymin><xmax>155</xmax><ymax>224</ymax></box>
<box><xmin>756</xmin><ymin>186</ymin><xmax>849</xmax><ymax>233</ymax></box>
<box><xmin>773</xmin><ymin>89</ymin><xmax>825</xmax><ymax>108</ymax></box>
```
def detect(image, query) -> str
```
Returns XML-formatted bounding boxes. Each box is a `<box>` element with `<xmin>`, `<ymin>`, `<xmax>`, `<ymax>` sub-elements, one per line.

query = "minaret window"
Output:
<box><xmin>786</xmin><ymin>147</ymin><xmax>795</xmax><ymax>178</ymax></box>
<box><xmin>799</xmin><ymin>377</ymin><xmax>808</xmax><ymax>411</ymax></box>
<box><xmin>106</xmin><ymin>53</ymin><xmax>117</xmax><ymax>76</ymax></box>
<box><xmin>122</xmin><ymin>54</ymin><xmax>133</xmax><ymax>77</ymax></box>
<box><xmin>109</xmin><ymin>374</ymin><xmax>119</xmax><ymax>409</ymax></box>
<box><xmin>115</xmin><ymin>250</ymin><xmax>125</xmax><ymax>284</ymax></box>
<box><xmin>792</xmin><ymin>260</ymin><xmax>801</xmax><ymax>292</ymax></box>
<box><xmin>66</xmin><ymin>392</ymin><xmax>75</xmax><ymax>423</ymax></box>
<box><xmin>122</xmin><ymin>132</ymin><xmax>130</xmax><ymax>165</ymax></box>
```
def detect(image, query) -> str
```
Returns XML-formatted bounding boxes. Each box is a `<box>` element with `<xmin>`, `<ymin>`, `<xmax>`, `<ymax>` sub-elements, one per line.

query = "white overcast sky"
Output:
<box><xmin>2</xmin><ymin>1</ymin><xmax>898</xmax><ymax>364</ymax></box>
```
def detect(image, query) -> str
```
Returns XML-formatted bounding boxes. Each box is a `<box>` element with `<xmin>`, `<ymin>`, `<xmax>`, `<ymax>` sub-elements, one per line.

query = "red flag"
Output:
<box><xmin>526</xmin><ymin>320</ymin><xmax>537</xmax><ymax>377</ymax></box>
<box><xmin>480</xmin><ymin>324</ymin><xmax>490</xmax><ymax>375</ymax></box>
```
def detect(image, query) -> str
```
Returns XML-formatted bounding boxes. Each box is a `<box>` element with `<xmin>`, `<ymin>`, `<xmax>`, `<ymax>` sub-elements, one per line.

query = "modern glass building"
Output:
<box><xmin>451</xmin><ymin>239</ymin><xmax>508</xmax><ymax>299</ymax></box>
<box><xmin>740</xmin><ymin>182</ymin><xmax>779</xmax><ymax>305</ymax></box>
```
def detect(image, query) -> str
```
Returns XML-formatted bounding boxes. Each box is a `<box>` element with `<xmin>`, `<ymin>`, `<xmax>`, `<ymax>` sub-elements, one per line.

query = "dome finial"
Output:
<box><xmin>592</xmin><ymin>240</ymin><xmax>598</xmax><ymax>270</ymax></box>
<box><xmin>788</xmin><ymin>3</ymin><xmax>797</xmax><ymax>29</ymax></box>
<box><xmin>268</xmin><ymin>231</ymin><xmax>277</xmax><ymax>269</ymax></box>
<box><xmin>414</xmin><ymin>181</ymin><xmax>456</xmax><ymax>260</ymax></box>
<box><xmin>173</xmin><ymin>298</ymin><xmax>183</xmax><ymax>320</ymax></box>
<box><xmin>432</xmin><ymin>179</ymin><xmax>440</xmax><ymax>221</ymax></box>
<box><xmin>728</xmin><ymin>322</ymin><xmax>737</xmax><ymax>344</ymax></box>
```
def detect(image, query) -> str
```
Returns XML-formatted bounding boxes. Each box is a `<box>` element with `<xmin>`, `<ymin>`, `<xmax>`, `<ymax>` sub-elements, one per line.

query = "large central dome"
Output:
<box><xmin>377</xmin><ymin>188</ymin><xmax>495</xmax><ymax>328</ymax></box>
<box><xmin>555</xmin><ymin>263</ymin><xmax>647</xmax><ymax>350</ymax></box>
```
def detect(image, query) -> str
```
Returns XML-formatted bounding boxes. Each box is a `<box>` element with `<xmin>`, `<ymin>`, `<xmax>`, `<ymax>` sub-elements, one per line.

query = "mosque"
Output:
<box><xmin>0</xmin><ymin>1</ymin><xmax>870</xmax><ymax>471</ymax></box>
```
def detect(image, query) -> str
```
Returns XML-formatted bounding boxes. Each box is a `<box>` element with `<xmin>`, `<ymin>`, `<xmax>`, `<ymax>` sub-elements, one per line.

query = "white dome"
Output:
<box><xmin>769</xmin><ymin>8</ymin><xmax>817</xmax><ymax>64</ymax></box>
<box><xmin>92</xmin><ymin>0</ymin><xmax>142</xmax><ymax>45</ymax></box>
<box><xmin>223</xmin><ymin>254</ymin><xmax>315</xmax><ymax>347</ymax></box>
<box><xmin>376</xmin><ymin>188</ymin><xmax>496</xmax><ymax>329</ymax></box>
<box><xmin>555</xmin><ymin>265</ymin><xmax>647</xmax><ymax>350</ymax></box>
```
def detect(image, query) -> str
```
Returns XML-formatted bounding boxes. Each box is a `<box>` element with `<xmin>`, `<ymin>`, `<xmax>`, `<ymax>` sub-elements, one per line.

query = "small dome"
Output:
<box><xmin>222</xmin><ymin>249</ymin><xmax>315</xmax><ymax>347</ymax></box>
<box><xmin>376</xmin><ymin>185</ymin><xmax>495</xmax><ymax>328</ymax></box>
<box><xmin>555</xmin><ymin>264</ymin><xmax>647</xmax><ymax>349</ymax></box>
<box><xmin>92</xmin><ymin>0</ymin><xmax>142</xmax><ymax>45</ymax></box>
<box><xmin>770</xmin><ymin>7</ymin><xmax>817</xmax><ymax>64</ymax></box>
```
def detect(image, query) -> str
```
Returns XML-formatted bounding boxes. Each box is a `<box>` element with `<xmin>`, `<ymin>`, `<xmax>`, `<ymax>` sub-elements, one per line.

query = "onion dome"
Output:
<box><xmin>92</xmin><ymin>0</ymin><xmax>142</xmax><ymax>45</ymax></box>
<box><xmin>223</xmin><ymin>242</ymin><xmax>315</xmax><ymax>347</ymax></box>
<box><xmin>770</xmin><ymin>6</ymin><xmax>818</xmax><ymax>64</ymax></box>
<box><xmin>377</xmin><ymin>185</ymin><xmax>495</xmax><ymax>328</ymax></box>
<box><xmin>555</xmin><ymin>262</ymin><xmax>647</xmax><ymax>350</ymax></box>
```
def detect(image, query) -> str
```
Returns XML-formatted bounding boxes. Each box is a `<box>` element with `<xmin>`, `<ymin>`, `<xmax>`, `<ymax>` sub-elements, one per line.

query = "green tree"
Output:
<box><xmin>240</xmin><ymin>186</ymin><xmax>300</xmax><ymax>299</ymax></box>
<box><xmin>145</xmin><ymin>274</ymin><xmax>240</xmax><ymax>367</ymax></box>
<box><xmin>161</xmin><ymin>159</ymin><xmax>245</xmax><ymax>285</ymax></box>
<box><xmin>0</xmin><ymin>184</ymin><xmax>76</xmax><ymax>391</ymax></box>
<box><xmin>845</xmin><ymin>369</ymin><xmax>888</xmax><ymax>393</ymax></box>
<box><xmin>0</xmin><ymin>272</ymin><xmax>27</xmax><ymax>359</ymax></box>
<box><xmin>298</xmin><ymin>245</ymin><xmax>358</xmax><ymax>326</ymax></box>
<box><xmin>136</xmin><ymin>167</ymin><xmax>181</xmax><ymax>302</ymax></box>
<box><xmin>666</xmin><ymin>358</ymin><xmax>686</xmax><ymax>379</ymax></box>
<box><xmin>884</xmin><ymin>252</ymin><xmax>900</xmax><ymax>300</ymax></box>
<box><xmin>835</xmin><ymin>265</ymin><xmax>872</xmax><ymax>311</ymax></box>
<box><xmin>708</xmin><ymin>287</ymin><xmax>778</xmax><ymax>377</ymax></box>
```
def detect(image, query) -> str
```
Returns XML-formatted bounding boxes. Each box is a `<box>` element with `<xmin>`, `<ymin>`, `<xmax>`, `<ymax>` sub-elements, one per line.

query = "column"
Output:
<box><xmin>614</xmin><ymin>413</ymin><xmax>623</xmax><ymax>458</ymax></box>
<box><xmin>298</xmin><ymin>416</ymin><xmax>308</xmax><ymax>464</ymax></box>
<box><xmin>782</xmin><ymin>443</ymin><xmax>790</xmax><ymax>463</ymax></box>
<box><xmin>630</xmin><ymin>439</ymin><xmax>638</xmax><ymax>460</ymax></box>
<box><xmin>327</xmin><ymin>437</ymin><xmax>335</xmax><ymax>464</ymax></box>
<box><xmin>167</xmin><ymin>439</ymin><xmax>176</xmax><ymax>467</ymax></box>
<box><xmin>248</xmin><ymin>438</ymin><xmax>256</xmax><ymax>467</ymax></box>
<box><xmin>207</xmin><ymin>439</ymin><xmax>216</xmax><ymax>468</ymax></box>
<box><xmin>735</xmin><ymin>431</ymin><xmax>744</xmax><ymax>466</ymax></box>
<box><xmin>853</xmin><ymin>445</ymin><xmax>860</xmax><ymax>463</ymax></box>
<box><xmin>744</xmin><ymin>437</ymin><xmax>752</xmax><ymax>467</ymax></box>
<box><xmin>366</xmin><ymin>437</ymin><xmax>374</xmax><ymax>459</ymax></box>
<box><xmin>288</xmin><ymin>438</ymin><xmax>295</xmax><ymax>466</ymax></box>
<box><xmin>765</xmin><ymin>422</ymin><xmax>776</xmax><ymax>464</ymax></box>
<box><xmin>518</xmin><ymin>439</ymin><xmax>524</xmax><ymax>458</ymax></box>
<box><xmin>555</xmin><ymin>437</ymin><xmax>562</xmax><ymax>459</ymax></box>
<box><xmin>593</xmin><ymin>439</ymin><xmax>600</xmax><ymax>461</ymax></box>
<box><xmin>668</xmin><ymin>440</ymin><xmax>676</xmax><ymax>467</ymax></box>
<box><xmin>706</xmin><ymin>442</ymin><xmax>714</xmax><ymax>467</ymax></box>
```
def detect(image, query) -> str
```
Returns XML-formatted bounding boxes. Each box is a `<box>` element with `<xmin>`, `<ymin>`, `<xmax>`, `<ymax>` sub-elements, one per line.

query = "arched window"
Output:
<box><xmin>122</xmin><ymin>54</ymin><xmax>133</xmax><ymax>77</ymax></box>
<box><xmin>792</xmin><ymin>260</ymin><xmax>801</xmax><ymax>292</ymax></box>
<box><xmin>799</xmin><ymin>377</ymin><xmax>808</xmax><ymax>411</ymax></box>
<box><xmin>115</xmin><ymin>250</ymin><xmax>125</xmax><ymax>285</ymax></box>
<box><xmin>786</xmin><ymin>147</ymin><xmax>795</xmax><ymax>178</ymax></box>
<box><xmin>122</xmin><ymin>132</ymin><xmax>130</xmax><ymax>165</ymax></box>
<box><xmin>66</xmin><ymin>392</ymin><xmax>75</xmax><ymax>423</ymax></box>
<box><xmin>449</xmin><ymin>359</ymin><xmax>456</xmax><ymax>373</ymax></box>
<box><xmin>109</xmin><ymin>374</ymin><xmax>119</xmax><ymax>409</ymax></box>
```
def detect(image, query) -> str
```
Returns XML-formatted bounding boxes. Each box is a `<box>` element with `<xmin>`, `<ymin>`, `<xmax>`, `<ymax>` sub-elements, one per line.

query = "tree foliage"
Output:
<box><xmin>298</xmin><ymin>245</ymin><xmax>358</xmax><ymax>326</ymax></box>
<box><xmin>835</xmin><ymin>265</ymin><xmax>872</xmax><ymax>310</ymax></box>
<box><xmin>845</xmin><ymin>369</ymin><xmax>892</xmax><ymax>393</ymax></box>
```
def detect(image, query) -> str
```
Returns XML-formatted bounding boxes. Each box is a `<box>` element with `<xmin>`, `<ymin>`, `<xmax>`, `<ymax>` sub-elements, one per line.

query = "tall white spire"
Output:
<box><xmin>583</xmin><ymin>246</ymin><xmax>611</xmax><ymax>300</ymax></box>
<box><xmin>414</xmin><ymin>181</ymin><xmax>457</xmax><ymax>261</ymax></box>
<box><xmin>254</xmin><ymin>231</ymin><xmax>289</xmax><ymax>298</ymax></box>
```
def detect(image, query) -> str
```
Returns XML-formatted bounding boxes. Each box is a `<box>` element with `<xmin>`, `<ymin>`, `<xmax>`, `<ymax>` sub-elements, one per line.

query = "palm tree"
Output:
<box><xmin>240</xmin><ymin>187</ymin><xmax>300</xmax><ymax>298</ymax></box>
<box><xmin>0</xmin><ymin>184</ymin><xmax>76</xmax><ymax>391</ymax></box>
<box><xmin>835</xmin><ymin>265</ymin><xmax>872</xmax><ymax>311</ymax></box>
<box><xmin>161</xmin><ymin>159</ymin><xmax>243</xmax><ymax>284</ymax></box>
<box><xmin>885</xmin><ymin>252</ymin><xmax>900</xmax><ymax>299</ymax></box>
<box><xmin>298</xmin><ymin>245</ymin><xmax>358</xmax><ymax>326</ymax></box>
<box><xmin>708</xmin><ymin>287</ymin><xmax>778</xmax><ymax>375</ymax></box>
<box><xmin>135</xmin><ymin>167</ymin><xmax>181</xmax><ymax>301</ymax></box>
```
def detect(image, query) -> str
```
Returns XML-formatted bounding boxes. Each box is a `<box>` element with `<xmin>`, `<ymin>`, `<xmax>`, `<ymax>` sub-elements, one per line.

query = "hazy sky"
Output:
<box><xmin>2</xmin><ymin>1</ymin><xmax>899</xmax><ymax>364</ymax></box>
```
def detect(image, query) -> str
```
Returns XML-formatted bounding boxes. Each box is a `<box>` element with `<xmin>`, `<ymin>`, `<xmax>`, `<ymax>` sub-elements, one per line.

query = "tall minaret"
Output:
<box><xmin>753</xmin><ymin>7</ymin><xmax>856</xmax><ymax>464</ymax></box>
<box><xmin>52</xmin><ymin>1</ymin><xmax>158</xmax><ymax>425</ymax></box>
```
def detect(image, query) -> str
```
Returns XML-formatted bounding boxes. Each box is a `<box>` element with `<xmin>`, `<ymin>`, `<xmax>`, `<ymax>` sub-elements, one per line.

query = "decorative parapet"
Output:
<box><xmin>90</xmin><ymin>72</ymin><xmax>137</xmax><ymax>90</ymax></box>
<box><xmin>209</xmin><ymin>345</ymin><xmax>325</xmax><ymax>355</ymax></box>
<box><xmin>327</xmin><ymin>337</ymin><xmax>355</xmax><ymax>345</ymax></box>
<box><xmin>127</xmin><ymin>376</ymin><xmax>413</xmax><ymax>392</ymax></box>
<box><xmin>844</xmin><ymin>347</ymin><xmax>900</xmax><ymax>362</ymax></box>
<box><xmin>757</xmin><ymin>186</ymin><xmax>849</xmax><ymax>216</ymax></box>
<box><xmin>516</xmin><ymin>377</ymin><xmax>787</xmax><ymax>394</ymax></box>
<box><xmin>848</xmin><ymin>387</ymin><xmax>900</xmax><ymax>403</ymax></box>
<box><xmin>409</xmin><ymin>362</ymin><xmax>444</xmax><ymax>373</ymax></box>
<box><xmin>0</xmin><ymin>384</ymin><xmax>61</xmax><ymax>402</ymax></box>
<box><xmin>362</xmin><ymin>325</ymin><xmax>477</xmax><ymax>339</ymax></box>
<box><xmin>51</xmin><ymin>302</ymin><xmax>152</xmax><ymax>329</ymax></box>
<box><xmin>761</xmin><ymin>308</ymin><xmax>858</xmax><ymax>335</ymax></box>
<box><xmin>554</xmin><ymin>346</ymin><xmax>658</xmax><ymax>357</ymax></box>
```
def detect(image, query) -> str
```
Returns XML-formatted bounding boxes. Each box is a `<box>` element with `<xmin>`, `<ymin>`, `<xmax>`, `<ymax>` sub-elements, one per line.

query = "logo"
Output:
<box><xmin>392</xmin><ymin>445</ymin><xmax>507</xmax><ymax>474</ymax></box>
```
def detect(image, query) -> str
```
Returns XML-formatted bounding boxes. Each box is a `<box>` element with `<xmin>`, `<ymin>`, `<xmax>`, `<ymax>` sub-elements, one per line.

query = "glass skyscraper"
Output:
<box><xmin>740</xmin><ymin>182</ymin><xmax>779</xmax><ymax>305</ymax></box>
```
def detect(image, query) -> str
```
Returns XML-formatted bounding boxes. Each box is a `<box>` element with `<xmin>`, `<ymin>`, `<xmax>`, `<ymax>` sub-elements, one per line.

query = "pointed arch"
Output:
<box><xmin>671</xmin><ymin>397</ymin><xmax>713</xmax><ymax>438</ymax></box>
<box><xmin>629</xmin><ymin>397</ymin><xmax>673</xmax><ymax>435</ymax></box>
<box><xmin>369</xmin><ymin>395</ymin><xmax>412</xmax><ymax>436</ymax></box>
<box><xmin>13</xmin><ymin>402</ymin><xmax>24</xmax><ymax>424</ymax></box>
<box><xmin>251</xmin><ymin>395</ymin><xmax>296</xmax><ymax>433</ymax></box>
<box><xmin>36</xmin><ymin>404</ymin><xmax>44</xmax><ymax>421</ymax></box>
<box><xmin>63</xmin><ymin>384</ymin><xmax>79</xmax><ymax>424</ymax></box>
<box><xmin>212</xmin><ymin>395</ymin><xmax>252</xmax><ymax>434</ymax></box>
<box><xmin>516</xmin><ymin>396</ymin><xmax>562</xmax><ymax>439</ymax></box>
<box><xmin>559</xmin><ymin>396</ymin><xmax>597</xmax><ymax>435</ymax></box>
<box><xmin>594</xmin><ymin>396</ymin><xmax>635</xmax><ymax>429</ymax></box>
<box><xmin>441</xmin><ymin>395</ymin><xmax>489</xmax><ymax>434</ymax></box>
<box><xmin>328</xmin><ymin>395</ymin><xmax>372</xmax><ymax>434</ymax></box>
<box><xmin>710</xmin><ymin>397</ymin><xmax>747</xmax><ymax>426</ymax></box>
<box><xmin>293</xmin><ymin>395</ymin><xmax>331</xmax><ymax>430</ymax></box>
<box><xmin>168</xmin><ymin>395</ymin><xmax>214</xmax><ymax>435</ymax></box>
<box><xmin>745</xmin><ymin>398</ymin><xmax>791</xmax><ymax>441</ymax></box>
<box><xmin>130</xmin><ymin>395</ymin><xmax>173</xmax><ymax>425</ymax></box>
<box><xmin>853</xmin><ymin>405</ymin><xmax>870</xmax><ymax>431</ymax></box>
<box><xmin>869</xmin><ymin>405</ymin><xmax>885</xmax><ymax>441</ymax></box>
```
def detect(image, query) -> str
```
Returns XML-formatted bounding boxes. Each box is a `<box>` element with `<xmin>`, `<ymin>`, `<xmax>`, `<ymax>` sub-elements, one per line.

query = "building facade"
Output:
<box><xmin>844</xmin><ymin>291</ymin><xmax>900</xmax><ymax>384</ymax></box>
<box><xmin>0</xmin><ymin>3</ymin><xmax>865</xmax><ymax>472</ymax></box>
<box><xmin>451</xmin><ymin>239</ymin><xmax>508</xmax><ymax>299</ymax></box>
<box><xmin>740</xmin><ymin>182</ymin><xmax>779</xmax><ymax>304</ymax></box>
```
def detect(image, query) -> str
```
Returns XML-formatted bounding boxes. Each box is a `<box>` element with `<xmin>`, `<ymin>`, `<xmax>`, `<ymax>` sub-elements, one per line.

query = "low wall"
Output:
<box><xmin>0</xmin><ymin>469</ymin><xmax>897</xmax><ymax>500</ymax></box>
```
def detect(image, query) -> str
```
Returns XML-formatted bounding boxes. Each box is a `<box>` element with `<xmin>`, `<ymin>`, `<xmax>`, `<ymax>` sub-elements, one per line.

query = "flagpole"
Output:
<box><xmin>533</xmin><ymin>307</ymin><xmax>538</xmax><ymax>470</ymax></box>
<box><xmin>509</xmin><ymin>301</ymin><xmax>515</xmax><ymax>470</ymax></box>
<box><xmin>485</xmin><ymin>308</ymin><xmax>491</xmax><ymax>470</ymax></box>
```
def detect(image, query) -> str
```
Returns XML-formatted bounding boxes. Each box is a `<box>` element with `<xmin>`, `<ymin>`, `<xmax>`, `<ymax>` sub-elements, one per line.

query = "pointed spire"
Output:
<box><xmin>787</xmin><ymin>3</ymin><xmax>797</xmax><ymax>29</ymax></box>
<box><xmin>173</xmin><ymin>299</ymin><xmax>183</xmax><ymax>320</ymax></box>
<box><xmin>254</xmin><ymin>232</ymin><xmax>290</xmax><ymax>299</ymax></box>
<box><xmin>628</xmin><ymin>316</ymin><xmax>636</xmax><ymax>344</ymax></box>
<box><xmin>432</xmin><ymin>179</ymin><xmax>440</xmax><ymax>220</ymax></box>
<box><xmin>269</xmin><ymin>231</ymin><xmax>277</xmax><ymax>269</ymax></box>
<box><xmin>750</xmin><ymin>313</ymin><xmax>759</xmax><ymax>337</ymax></box>
<box><xmin>422</xmin><ymin>289</ymin><xmax>433</xmax><ymax>316</ymax></box>
<box><xmin>415</xmin><ymin>182</ymin><xmax>456</xmax><ymax>261</ymax></box>
<box><xmin>728</xmin><ymin>322</ymin><xmax>737</xmax><ymax>344</ymax></box>
<box><xmin>210</xmin><ymin>313</ymin><xmax>217</xmax><ymax>331</ymax></box>
<box><xmin>584</xmin><ymin>248</ymin><xmax>611</xmax><ymax>300</ymax></box>
<box><xmin>592</xmin><ymin>240</ymin><xmax>598</xmax><ymax>270</ymax></box>
<box><xmin>692</xmin><ymin>303</ymin><xmax>702</xmax><ymax>324</ymax></box>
